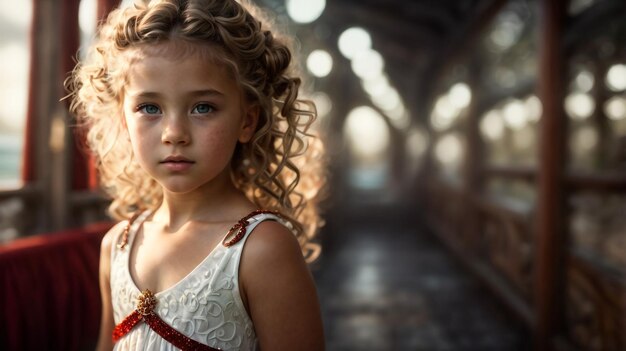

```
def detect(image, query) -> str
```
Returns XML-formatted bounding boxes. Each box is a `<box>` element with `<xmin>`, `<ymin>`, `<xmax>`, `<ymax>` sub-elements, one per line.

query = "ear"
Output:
<box><xmin>239</xmin><ymin>104</ymin><xmax>260</xmax><ymax>143</ymax></box>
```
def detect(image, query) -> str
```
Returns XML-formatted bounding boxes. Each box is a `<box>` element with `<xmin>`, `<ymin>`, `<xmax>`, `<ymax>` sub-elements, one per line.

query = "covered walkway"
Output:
<box><xmin>315</xmin><ymin>207</ymin><xmax>528</xmax><ymax>350</ymax></box>
<box><xmin>0</xmin><ymin>0</ymin><xmax>624</xmax><ymax>350</ymax></box>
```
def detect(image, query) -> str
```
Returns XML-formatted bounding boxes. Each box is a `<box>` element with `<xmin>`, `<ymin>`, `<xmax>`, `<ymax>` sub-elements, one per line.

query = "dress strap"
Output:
<box><xmin>117</xmin><ymin>210</ymin><xmax>151</xmax><ymax>250</ymax></box>
<box><xmin>221</xmin><ymin>209</ymin><xmax>282</xmax><ymax>247</ymax></box>
<box><xmin>112</xmin><ymin>289</ymin><xmax>221</xmax><ymax>351</ymax></box>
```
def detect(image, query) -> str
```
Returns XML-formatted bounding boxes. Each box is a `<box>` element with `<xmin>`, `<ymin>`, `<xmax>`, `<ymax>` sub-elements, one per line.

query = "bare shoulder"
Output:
<box><xmin>98</xmin><ymin>221</ymin><xmax>127</xmax><ymax>294</ymax></box>
<box><xmin>240</xmin><ymin>219</ymin><xmax>325</xmax><ymax>350</ymax></box>
<box><xmin>99</xmin><ymin>220</ymin><xmax>129</xmax><ymax>278</ymax></box>
<box><xmin>241</xmin><ymin>220</ymin><xmax>304</xmax><ymax>264</ymax></box>
<box><xmin>100</xmin><ymin>221</ymin><xmax>128</xmax><ymax>255</ymax></box>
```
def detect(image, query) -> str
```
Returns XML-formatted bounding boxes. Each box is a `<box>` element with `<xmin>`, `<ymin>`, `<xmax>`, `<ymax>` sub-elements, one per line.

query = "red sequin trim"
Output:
<box><xmin>112</xmin><ymin>289</ymin><xmax>221</xmax><ymax>350</ymax></box>
<box><xmin>112</xmin><ymin>310</ymin><xmax>141</xmax><ymax>342</ymax></box>
<box><xmin>143</xmin><ymin>313</ymin><xmax>220</xmax><ymax>351</ymax></box>
<box><xmin>222</xmin><ymin>210</ymin><xmax>279</xmax><ymax>247</ymax></box>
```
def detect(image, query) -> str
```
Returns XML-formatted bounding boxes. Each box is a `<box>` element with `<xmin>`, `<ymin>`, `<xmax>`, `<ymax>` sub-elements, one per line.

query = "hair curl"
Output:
<box><xmin>68</xmin><ymin>0</ymin><xmax>326</xmax><ymax>260</ymax></box>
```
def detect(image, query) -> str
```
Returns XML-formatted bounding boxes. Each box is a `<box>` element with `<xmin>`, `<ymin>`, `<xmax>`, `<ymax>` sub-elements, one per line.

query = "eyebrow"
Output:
<box><xmin>128</xmin><ymin>89</ymin><xmax>225</xmax><ymax>99</ymax></box>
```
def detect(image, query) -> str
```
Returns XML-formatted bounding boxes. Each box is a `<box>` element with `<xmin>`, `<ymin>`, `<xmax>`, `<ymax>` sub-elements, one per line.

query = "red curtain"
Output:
<box><xmin>0</xmin><ymin>222</ymin><xmax>112</xmax><ymax>350</ymax></box>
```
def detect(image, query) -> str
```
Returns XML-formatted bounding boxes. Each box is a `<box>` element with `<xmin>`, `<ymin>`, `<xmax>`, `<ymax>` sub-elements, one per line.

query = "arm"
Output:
<box><xmin>95</xmin><ymin>222</ymin><xmax>126</xmax><ymax>351</ymax></box>
<box><xmin>240</xmin><ymin>221</ymin><xmax>325</xmax><ymax>350</ymax></box>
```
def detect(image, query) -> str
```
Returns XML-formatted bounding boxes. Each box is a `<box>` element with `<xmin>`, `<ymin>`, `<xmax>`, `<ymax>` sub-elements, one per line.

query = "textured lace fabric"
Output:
<box><xmin>110</xmin><ymin>211</ymin><xmax>283</xmax><ymax>350</ymax></box>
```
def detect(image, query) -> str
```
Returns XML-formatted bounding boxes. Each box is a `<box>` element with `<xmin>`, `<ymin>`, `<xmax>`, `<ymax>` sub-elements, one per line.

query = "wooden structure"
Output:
<box><xmin>0</xmin><ymin>0</ymin><xmax>623</xmax><ymax>350</ymax></box>
<box><xmin>415</xmin><ymin>1</ymin><xmax>626</xmax><ymax>351</ymax></box>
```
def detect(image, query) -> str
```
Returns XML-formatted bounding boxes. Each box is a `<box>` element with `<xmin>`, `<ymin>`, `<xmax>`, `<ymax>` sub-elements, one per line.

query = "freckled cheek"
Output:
<box><xmin>198</xmin><ymin>130</ymin><xmax>240</xmax><ymax>158</ymax></box>
<box><xmin>127</xmin><ymin>124</ymin><xmax>160</xmax><ymax>162</ymax></box>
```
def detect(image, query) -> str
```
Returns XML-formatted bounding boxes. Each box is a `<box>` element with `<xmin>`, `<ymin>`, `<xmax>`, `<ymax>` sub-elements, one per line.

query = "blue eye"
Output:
<box><xmin>192</xmin><ymin>103</ymin><xmax>214</xmax><ymax>114</ymax></box>
<box><xmin>137</xmin><ymin>104</ymin><xmax>161</xmax><ymax>114</ymax></box>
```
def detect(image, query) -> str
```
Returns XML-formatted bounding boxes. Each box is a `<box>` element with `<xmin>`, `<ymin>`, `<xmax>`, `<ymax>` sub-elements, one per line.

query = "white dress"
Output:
<box><xmin>110</xmin><ymin>211</ymin><xmax>282</xmax><ymax>350</ymax></box>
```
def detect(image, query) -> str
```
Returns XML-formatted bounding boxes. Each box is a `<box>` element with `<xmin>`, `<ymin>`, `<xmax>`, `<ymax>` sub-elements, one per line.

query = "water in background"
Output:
<box><xmin>0</xmin><ymin>134</ymin><xmax>22</xmax><ymax>188</ymax></box>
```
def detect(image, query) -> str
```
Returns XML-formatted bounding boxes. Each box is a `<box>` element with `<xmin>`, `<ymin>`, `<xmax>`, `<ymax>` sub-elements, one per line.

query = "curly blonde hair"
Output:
<box><xmin>68</xmin><ymin>0</ymin><xmax>326</xmax><ymax>260</ymax></box>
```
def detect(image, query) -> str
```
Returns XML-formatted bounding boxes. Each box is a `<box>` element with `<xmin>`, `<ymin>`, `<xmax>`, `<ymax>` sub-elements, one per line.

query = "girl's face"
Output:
<box><xmin>121</xmin><ymin>42</ymin><xmax>257</xmax><ymax>195</ymax></box>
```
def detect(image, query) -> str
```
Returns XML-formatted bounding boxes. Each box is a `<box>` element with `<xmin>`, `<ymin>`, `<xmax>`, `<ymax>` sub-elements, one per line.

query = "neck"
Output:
<box><xmin>153</xmin><ymin>178</ymin><xmax>254</xmax><ymax>231</ymax></box>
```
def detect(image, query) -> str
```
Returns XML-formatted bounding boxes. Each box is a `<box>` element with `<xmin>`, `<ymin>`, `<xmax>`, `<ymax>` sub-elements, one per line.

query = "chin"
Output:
<box><xmin>158</xmin><ymin>181</ymin><xmax>201</xmax><ymax>195</ymax></box>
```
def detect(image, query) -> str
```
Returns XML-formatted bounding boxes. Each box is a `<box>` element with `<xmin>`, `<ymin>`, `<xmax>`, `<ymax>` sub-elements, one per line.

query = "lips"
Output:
<box><xmin>160</xmin><ymin>155</ymin><xmax>194</xmax><ymax>164</ymax></box>
<box><xmin>160</xmin><ymin>155</ymin><xmax>195</xmax><ymax>171</ymax></box>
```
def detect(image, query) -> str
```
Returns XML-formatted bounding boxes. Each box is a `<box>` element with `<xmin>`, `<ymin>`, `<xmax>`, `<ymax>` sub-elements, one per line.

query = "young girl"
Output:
<box><xmin>68</xmin><ymin>0</ymin><xmax>326</xmax><ymax>349</ymax></box>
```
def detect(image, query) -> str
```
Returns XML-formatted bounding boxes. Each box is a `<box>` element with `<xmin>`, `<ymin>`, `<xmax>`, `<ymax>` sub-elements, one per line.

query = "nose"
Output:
<box><xmin>161</xmin><ymin>114</ymin><xmax>191</xmax><ymax>145</ymax></box>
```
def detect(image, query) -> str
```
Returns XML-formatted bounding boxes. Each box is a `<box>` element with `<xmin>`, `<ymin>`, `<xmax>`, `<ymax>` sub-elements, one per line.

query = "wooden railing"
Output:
<box><xmin>422</xmin><ymin>169</ymin><xmax>626</xmax><ymax>351</ymax></box>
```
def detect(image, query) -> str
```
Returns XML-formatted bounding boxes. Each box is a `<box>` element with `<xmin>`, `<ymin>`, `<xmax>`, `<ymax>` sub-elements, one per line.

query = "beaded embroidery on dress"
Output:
<box><xmin>110</xmin><ymin>211</ymin><xmax>285</xmax><ymax>350</ymax></box>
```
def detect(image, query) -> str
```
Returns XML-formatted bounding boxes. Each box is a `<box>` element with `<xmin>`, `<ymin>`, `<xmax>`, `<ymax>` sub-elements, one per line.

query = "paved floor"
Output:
<box><xmin>311</xmin><ymin>208</ymin><xmax>529</xmax><ymax>351</ymax></box>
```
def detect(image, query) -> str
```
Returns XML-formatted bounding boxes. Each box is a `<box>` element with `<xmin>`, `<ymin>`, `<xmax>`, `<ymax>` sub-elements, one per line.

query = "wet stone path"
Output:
<box><xmin>311</xmin><ymin>210</ymin><xmax>529</xmax><ymax>351</ymax></box>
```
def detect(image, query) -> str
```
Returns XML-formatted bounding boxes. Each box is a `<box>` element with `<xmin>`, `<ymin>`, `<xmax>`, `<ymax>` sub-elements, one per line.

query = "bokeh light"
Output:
<box><xmin>338</xmin><ymin>27</ymin><xmax>372</xmax><ymax>59</ymax></box>
<box><xmin>431</xmin><ymin>95</ymin><xmax>460</xmax><ymax>131</ymax></box>
<box><xmin>568</xmin><ymin>0</ymin><xmax>596</xmax><ymax>15</ymax></box>
<box><xmin>306</xmin><ymin>49</ymin><xmax>333</xmax><ymax>78</ymax></box>
<box><xmin>351</xmin><ymin>49</ymin><xmax>384</xmax><ymax>80</ymax></box>
<box><xmin>435</xmin><ymin>133</ymin><xmax>463</xmax><ymax>166</ymax></box>
<box><xmin>525</xmin><ymin>95</ymin><xmax>543</xmax><ymax>122</ymax></box>
<box><xmin>286</xmin><ymin>0</ymin><xmax>326</xmax><ymax>24</ymax></box>
<box><xmin>362</xmin><ymin>74</ymin><xmax>391</xmax><ymax>97</ymax></box>
<box><xmin>344</xmin><ymin>106</ymin><xmax>390</xmax><ymax>159</ymax></box>
<box><xmin>406</xmin><ymin>127</ymin><xmax>429</xmax><ymax>159</ymax></box>
<box><xmin>370</xmin><ymin>86</ymin><xmax>399</xmax><ymax>112</ymax></box>
<box><xmin>565</xmin><ymin>92</ymin><xmax>595</xmax><ymax>120</ymax></box>
<box><xmin>384</xmin><ymin>102</ymin><xmax>409</xmax><ymax>129</ymax></box>
<box><xmin>449</xmin><ymin>82</ymin><xmax>472</xmax><ymax>109</ymax></box>
<box><xmin>606</xmin><ymin>63</ymin><xmax>626</xmax><ymax>91</ymax></box>
<box><xmin>480</xmin><ymin>110</ymin><xmax>505</xmax><ymax>141</ymax></box>
<box><xmin>502</xmin><ymin>99</ymin><xmax>527</xmax><ymax>130</ymax></box>
<box><xmin>604</xmin><ymin>95</ymin><xmax>625</xmax><ymax>121</ymax></box>
<box><xmin>573</xmin><ymin>69</ymin><xmax>594</xmax><ymax>92</ymax></box>
<box><xmin>488</xmin><ymin>10</ymin><xmax>524</xmax><ymax>53</ymax></box>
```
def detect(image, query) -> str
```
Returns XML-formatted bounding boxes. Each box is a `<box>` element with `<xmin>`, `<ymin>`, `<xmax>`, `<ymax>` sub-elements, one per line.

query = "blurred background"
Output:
<box><xmin>0</xmin><ymin>0</ymin><xmax>624</xmax><ymax>350</ymax></box>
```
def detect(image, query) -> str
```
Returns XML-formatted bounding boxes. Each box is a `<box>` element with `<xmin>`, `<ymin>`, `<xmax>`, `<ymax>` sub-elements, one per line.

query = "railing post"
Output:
<box><xmin>463</xmin><ymin>58</ymin><xmax>483</xmax><ymax>251</ymax></box>
<box><xmin>534</xmin><ymin>0</ymin><xmax>567</xmax><ymax>350</ymax></box>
